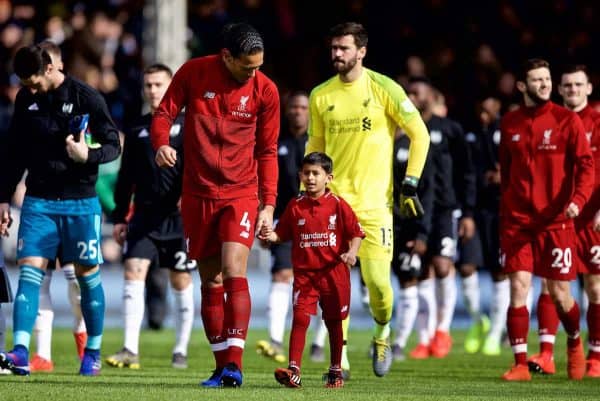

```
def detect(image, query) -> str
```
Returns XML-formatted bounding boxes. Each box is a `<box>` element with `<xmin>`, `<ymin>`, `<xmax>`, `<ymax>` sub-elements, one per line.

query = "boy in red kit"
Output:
<box><xmin>499</xmin><ymin>59</ymin><xmax>595</xmax><ymax>381</ymax></box>
<box><xmin>529</xmin><ymin>64</ymin><xmax>600</xmax><ymax>378</ymax></box>
<box><xmin>150</xmin><ymin>23</ymin><xmax>280</xmax><ymax>388</ymax></box>
<box><xmin>259</xmin><ymin>152</ymin><xmax>365</xmax><ymax>389</ymax></box>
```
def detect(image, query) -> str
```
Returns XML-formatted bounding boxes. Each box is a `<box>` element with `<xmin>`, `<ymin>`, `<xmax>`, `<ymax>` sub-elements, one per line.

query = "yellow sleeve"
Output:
<box><xmin>402</xmin><ymin>117</ymin><xmax>430</xmax><ymax>178</ymax></box>
<box><xmin>306</xmin><ymin>92</ymin><xmax>325</xmax><ymax>154</ymax></box>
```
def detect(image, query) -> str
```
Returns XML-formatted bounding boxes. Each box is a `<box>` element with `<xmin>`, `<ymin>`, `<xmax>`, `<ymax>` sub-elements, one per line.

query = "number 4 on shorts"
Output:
<box><xmin>240</xmin><ymin>212</ymin><xmax>251</xmax><ymax>237</ymax></box>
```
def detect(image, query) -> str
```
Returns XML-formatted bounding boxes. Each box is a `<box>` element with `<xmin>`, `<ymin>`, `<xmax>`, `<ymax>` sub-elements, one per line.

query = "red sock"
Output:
<box><xmin>288</xmin><ymin>311</ymin><xmax>311</xmax><ymax>370</ymax></box>
<box><xmin>223</xmin><ymin>277</ymin><xmax>251</xmax><ymax>369</ymax></box>
<box><xmin>201</xmin><ymin>286</ymin><xmax>227</xmax><ymax>367</ymax></box>
<box><xmin>558</xmin><ymin>301</ymin><xmax>581</xmax><ymax>348</ymax></box>
<box><xmin>537</xmin><ymin>293</ymin><xmax>559</xmax><ymax>354</ymax></box>
<box><xmin>588</xmin><ymin>303</ymin><xmax>600</xmax><ymax>360</ymax></box>
<box><xmin>507</xmin><ymin>306</ymin><xmax>529</xmax><ymax>365</ymax></box>
<box><xmin>325</xmin><ymin>319</ymin><xmax>343</xmax><ymax>370</ymax></box>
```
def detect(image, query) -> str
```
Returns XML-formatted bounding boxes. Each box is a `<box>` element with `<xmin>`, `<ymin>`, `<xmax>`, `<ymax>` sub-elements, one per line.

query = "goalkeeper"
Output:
<box><xmin>306</xmin><ymin>22</ymin><xmax>429</xmax><ymax>378</ymax></box>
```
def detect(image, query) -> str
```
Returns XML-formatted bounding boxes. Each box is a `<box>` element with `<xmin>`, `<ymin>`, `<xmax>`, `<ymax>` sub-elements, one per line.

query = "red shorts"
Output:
<box><xmin>500</xmin><ymin>226</ymin><xmax>577</xmax><ymax>280</ymax></box>
<box><xmin>292</xmin><ymin>263</ymin><xmax>351</xmax><ymax>321</ymax></box>
<box><xmin>181</xmin><ymin>194</ymin><xmax>259</xmax><ymax>260</ymax></box>
<box><xmin>577</xmin><ymin>226</ymin><xmax>600</xmax><ymax>275</ymax></box>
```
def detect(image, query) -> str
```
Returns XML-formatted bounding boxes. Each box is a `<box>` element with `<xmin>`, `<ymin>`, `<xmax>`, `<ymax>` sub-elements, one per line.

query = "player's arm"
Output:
<box><xmin>339</xmin><ymin>198</ymin><xmax>366</xmax><ymax>266</ymax></box>
<box><xmin>150</xmin><ymin>61</ymin><xmax>190</xmax><ymax>166</ymax></box>
<box><xmin>341</xmin><ymin>236</ymin><xmax>362</xmax><ymax>267</ymax></box>
<box><xmin>498</xmin><ymin>116</ymin><xmax>512</xmax><ymax>224</ymax></box>
<box><xmin>256</xmin><ymin>82</ymin><xmax>280</xmax><ymax>208</ymax></box>
<box><xmin>414</xmin><ymin>155</ymin><xmax>435</xmax><ymax>245</ymax></box>
<box><xmin>0</xmin><ymin>90</ymin><xmax>28</xmax><ymax>206</ymax></box>
<box><xmin>567</xmin><ymin>114</ymin><xmax>594</xmax><ymax>213</ymax></box>
<box><xmin>305</xmin><ymin>91</ymin><xmax>325</xmax><ymax>154</ymax></box>
<box><xmin>112</xmin><ymin>130</ymin><xmax>135</xmax><ymax>225</ymax></box>
<box><xmin>82</xmin><ymin>90</ymin><xmax>121</xmax><ymax>164</ymax></box>
<box><xmin>448</xmin><ymin>121</ymin><xmax>476</xmax><ymax>239</ymax></box>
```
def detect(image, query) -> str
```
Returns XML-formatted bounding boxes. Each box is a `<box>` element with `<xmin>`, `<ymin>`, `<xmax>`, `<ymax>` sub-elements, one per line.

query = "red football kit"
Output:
<box><xmin>499</xmin><ymin>101</ymin><xmax>594</xmax><ymax>280</ymax></box>
<box><xmin>275</xmin><ymin>190</ymin><xmax>365</xmax><ymax>319</ymax></box>
<box><xmin>575</xmin><ymin>105</ymin><xmax>600</xmax><ymax>274</ymax></box>
<box><xmin>151</xmin><ymin>55</ymin><xmax>280</xmax><ymax>258</ymax></box>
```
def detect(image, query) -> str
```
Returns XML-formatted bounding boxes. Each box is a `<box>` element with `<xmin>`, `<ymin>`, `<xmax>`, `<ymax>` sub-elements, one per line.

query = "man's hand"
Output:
<box><xmin>112</xmin><ymin>223</ymin><xmax>128</xmax><ymax>246</ymax></box>
<box><xmin>565</xmin><ymin>202</ymin><xmax>580</xmax><ymax>219</ymax></box>
<box><xmin>407</xmin><ymin>239</ymin><xmax>427</xmax><ymax>256</ymax></box>
<box><xmin>66</xmin><ymin>133</ymin><xmax>89</xmax><ymax>163</ymax></box>
<box><xmin>399</xmin><ymin>177</ymin><xmax>424</xmax><ymax>218</ymax></box>
<box><xmin>155</xmin><ymin>145</ymin><xmax>177</xmax><ymax>168</ymax></box>
<box><xmin>0</xmin><ymin>202</ymin><xmax>12</xmax><ymax>237</ymax></box>
<box><xmin>458</xmin><ymin>216</ymin><xmax>475</xmax><ymax>240</ymax></box>
<box><xmin>594</xmin><ymin>209</ymin><xmax>600</xmax><ymax>232</ymax></box>
<box><xmin>255</xmin><ymin>205</ymin><xmax>275</xmax><ymax>237</ymax></box>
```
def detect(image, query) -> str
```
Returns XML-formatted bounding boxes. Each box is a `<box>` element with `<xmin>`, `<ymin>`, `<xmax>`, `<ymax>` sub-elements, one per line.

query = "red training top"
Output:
<box><xmin>151</xmin><ymin>55</ymin><xmax>280</xmax><ymax>206</ymax></box>
<box><xmin>499</xmin><ymin>101</ymin><xmax>594</xmax><ymax>231</ymax></box>
<box><xmin>576</xmin><ymin>105</ymin><xmax>600</xmax><ymax>228</ymax></box>
<box><xmin>275</xmin><ymin>190</ymin><xmax>366</xmax><ymax>271</ymax></box>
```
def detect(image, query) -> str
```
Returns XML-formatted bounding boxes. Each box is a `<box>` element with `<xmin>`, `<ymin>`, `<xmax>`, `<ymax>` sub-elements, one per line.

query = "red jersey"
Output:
<box><xmin>275</xmin><ymin>190</ymin><xmax>366</xmax><ymax>271</ymax></box>
<box><xmin>151</xmin><ymin>55</ymin><xmax>280</xmax><ymax>206</ymax></box>
<box><xmin>576</xmin><ymin>105</ymin><xmax>600</xmax><ymax>227</ymax></box>
<box><xmin>499</xmin><ymin>101</ymin><xmax>594</xmax><ymax>231</ymax></box>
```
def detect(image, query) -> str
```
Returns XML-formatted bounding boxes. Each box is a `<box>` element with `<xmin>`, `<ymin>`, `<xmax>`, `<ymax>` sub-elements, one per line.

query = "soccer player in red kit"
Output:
<box><xmin>259</xmin><ymin>152</ymin><xmax>365</xmax><ymax>389</ymax></box>
<box><xmin>499</xmin><ymin>59</ymin><xmax>595</xmax><ymax>381</ymax></box>
<box><xmin>529</xmin><ymin>64</ymin><xmax>600</xmax><ymax>378</ymax></box>
<box><xmin>150</xmin><ymin>23</ymin><xmax>280</xmax><ymax>388</ymax></box>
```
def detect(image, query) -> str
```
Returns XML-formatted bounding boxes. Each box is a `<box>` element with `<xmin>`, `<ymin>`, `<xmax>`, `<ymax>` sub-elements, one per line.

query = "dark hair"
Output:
<box><xmin>518</xmin><ymin>58</ymin><xmax>550</xmax><ymax>82</ymax></box>
<box><xmin>13</xmin><ymin>45</ymin><xmax>52</xmax><ymax>79</ymax></box>
<box><xmin>408</xmin><ymin>76</ymin><xmax>433</xmax><ymax>86</ymax></box>
<box><xmin>560</xmin><ymin>64</ymin><xmax>589</xmax><ymax>81</ymax></box>
<box><xmin>329</xmin><ymin>22</ymin><xmax>368</xmax><ymax>48</ymax></box>
<box><xmin>38</xmin><ymin>40</ymin><xmax>62</xmax><ymax>58</ymax></box>
<box><xmin>302</xmin><ymin>152</ymin><xmax>333</xmax><ymax>174</ymax></box>
<box><xmin>221</xmin><ymin>23</ymin><xmax>264</xmax><ymax>58</ymax></box>
<box><xmin>143</xmin><ymin>63</ymin><xmax>173</xmax><ymax>78</ymax></box>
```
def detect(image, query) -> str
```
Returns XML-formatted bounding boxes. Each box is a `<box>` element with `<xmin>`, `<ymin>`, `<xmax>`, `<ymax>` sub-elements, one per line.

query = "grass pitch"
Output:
<box><xmin>0</xmin><ymin>328</ymin><xmax>598</xmax><ymax>401</ymax></box>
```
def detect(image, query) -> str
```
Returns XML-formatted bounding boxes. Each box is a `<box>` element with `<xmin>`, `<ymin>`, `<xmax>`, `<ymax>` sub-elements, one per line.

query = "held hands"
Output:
<box><xmin>399</xmin><ymin>177</ymin><xmax>424</xmax><ymax>218</ymax></box>
<box><xmin>0</xmin><ymin>202</ymin><xmax>12</xmax><ymax>237</ymax></box>
<box><xmin>458</xmin><ymin>216</ymin><xmax>475</xmax><ymax>240</ymax></box>
<box><xmin>155</xmin><ymin>145</ymin><xmax>177</xmax><ymax>168</ymax></box>
<box><xmin>340</xmin><ymin>251</ymin><xmax>357</xmax><ymax>267</ymax></box>
<box><xmin>112</xmin><ymin>223</ymin><xmax>128</xmax><ymax>246</ymax></box>
<box><xmin>565</xmin><ymin>202</ymin><xmax>580</xmax><ymax>219</ymax></box>
<box><xmin>65</xmin><ymin>132</ymin><xmax>89</xmax><ymax>163</ymax></box>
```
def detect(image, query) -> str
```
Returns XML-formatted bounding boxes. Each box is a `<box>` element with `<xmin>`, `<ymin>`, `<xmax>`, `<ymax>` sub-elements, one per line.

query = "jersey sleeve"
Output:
<box><xmin>85</xmin><ymin>90</ymin><xmax>121</xmax><ymax>165</ymax></box>
<box><xmin>448</xmin><ymin>120</ymin><xmax>477</xmax><ymax>216</ymax></box>
<box><xmin>568</xmin><ymin>114</ymin><xmax>595</xmax><ymax>209</ymax></box>
<box><xmin>151</xmin><ymin>61</ymin><xmax>190</xmax><ymax>151</ymax></box>
<box><xmin>111</xmin><ymin>131</ymin><xmax>135</xmax><ymax>223</ymax></box>
<box><xmin>255</xmin><ymin>81</ymin><xmax>280</xmax><ymax>207</ymax></box>
<box><xmin>339</xmin><ymin>198</ymin><xmax>366</xmax><ymax>242</ymax></box>
<box><xmin>274</xmin><ymin>200</ymin><xmax>294</xmax><ymax>242</ymax></box>
<box><xmin>498</xmin><ymin>115</ymin><xmax>512</xmax><ymax>224</ymax></box>
<box><xmin>306</xmin><ymin>90</ymin><xmax>325</xmax><ymax>154</ymax></box>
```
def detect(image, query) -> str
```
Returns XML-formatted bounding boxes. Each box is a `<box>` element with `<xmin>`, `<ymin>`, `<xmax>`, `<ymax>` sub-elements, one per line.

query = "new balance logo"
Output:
<box><xmin>138</xmin><ymin>128</ymin><xmax>149</xmax><ymax>138</ymax></box>
<box><xmin>511</xmin><ymin>134</ymin><xmax>520</xmax><ymax>142</ymax></box>
<box><xmin>363</xmin><ymin>98</ymin><xmax>371</xmax><ymax>107</ymax></box>
<box><xmin>203</xmin><ymin>91</ymin><xmax>215</xmax><ymax>99</ymax></box>
<box><xmin>341</xmin><ymin>305</ymin><xmax>348</xmax><ymax>313</ymax></box>
<box><xmin>298</xmin><ymin>219</ymin><xmax>305</xmax><ymax>226</ymax></box>
<box><xmin>327</xmin><ymin>105</ymin><xmax>335</xmax><ymax>112</ymax></box>
<box><xmin>28</xmin><ymin>103</ymin><xmax>39</xmax><ymax>111</ymax></box>
<box><xmin>586</xmin><ymin>132</ymin><xmax>592</xmax><ymax>143</ymax></box>
<box><xmin>362</xmin><ymin>116</ymin><xmax>372</xmax><ymax>131</ymax></box>
<box><xmin>240</xmin><ymin>231</ymin><xmax>249</xmax><ymax>238</ymax></box>
<box><xmin>62</xmin><ymin>103</ymin><xmax>73</xmax><ymax>113</ymax></box>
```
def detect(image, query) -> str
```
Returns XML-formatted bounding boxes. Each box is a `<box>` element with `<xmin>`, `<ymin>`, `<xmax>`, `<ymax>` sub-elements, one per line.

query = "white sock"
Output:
<box><xmin>487</xmin><ymin>279</ymin><xmax>510</xmax><ymax>342</ymax></box>
<box><xmin>394</xmin><ymin>286</ymin><xmax>419</xmax><ymax>348</ymax></box>
<box><xmin>0</xmin><ymin>305</ymin><xmax>6</xmax><ymax>351</ymax></box>
<box><xmin>172</xmin><ymin>282</ymin><xmax>194</xmax><ymax>355</ymax></box>
<box><xmin>62</xmin><ymin>264</ymin><xmax>86</xmax><ymax>333</ymax></box>
<box><xmin>123</xmin><ymin>280</ymin><xmax>145</xmax><ymax>354</ymax></box>
<box><xmin>436</xmin><ymin>272</ymin><xmax>457</xmax><ymax>332</ymax></box>
<box><xmin>268</xmin><ymin>281</ymin><xmax>291</xmax><ymax>344</ymax></box>
<box><xmin>34</xmin><ymin>270</ymin><xmax>54</xmax><ymax>360</ymax></box>
<box><xmin>462</xmin><ymin>272</ymin><xmax>481</xmax><ymax>322</ymax></box>
<box><xmin>313</xmin><ymin>316</ymin><xmax>328</xmax><ymax>347</ymax></box>
<box><xmin>417</xmin><ymin>279</ymin><xmax>436</xmax><ymax>345</ymax></box>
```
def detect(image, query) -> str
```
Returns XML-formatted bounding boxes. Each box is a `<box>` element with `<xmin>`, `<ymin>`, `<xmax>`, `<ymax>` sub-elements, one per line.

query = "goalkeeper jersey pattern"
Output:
<box><xmin>307</xmin><ymin>68</ymin><xmax>428</xmax><ymax>212</ymax></box>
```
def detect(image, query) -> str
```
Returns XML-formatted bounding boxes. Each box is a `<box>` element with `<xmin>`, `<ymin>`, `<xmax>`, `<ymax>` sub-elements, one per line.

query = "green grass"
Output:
<box><xmin>1</xmin><ymin>328</ymin><xmax>598</xmax><ymax>400</ymax></box>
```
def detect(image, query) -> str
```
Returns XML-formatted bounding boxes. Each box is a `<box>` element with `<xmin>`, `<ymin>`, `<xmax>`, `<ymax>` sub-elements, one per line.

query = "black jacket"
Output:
<box><xmin>274</xmin><ymin>130</ymin><xmax>307</xmax><ymax>218</ymax></box>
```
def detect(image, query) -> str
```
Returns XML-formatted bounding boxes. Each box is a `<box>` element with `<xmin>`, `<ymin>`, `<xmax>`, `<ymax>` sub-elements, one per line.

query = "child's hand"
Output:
<box><xmin>256</xmin><ymin>225</ymin><xmax>273</xmax><ymax>241</ymax></box>
<box><xmin>340</xmin><ymin>252</ymin><xmax>357</xmax><ymax>267</ymax></box>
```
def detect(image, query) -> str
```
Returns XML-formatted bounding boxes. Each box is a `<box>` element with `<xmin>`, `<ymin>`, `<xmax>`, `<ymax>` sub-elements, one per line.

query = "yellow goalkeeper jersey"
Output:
<box><xmin>307</xmin><ymin>68</ymin><xmax>429</xmax><ymax>212</ymax></box>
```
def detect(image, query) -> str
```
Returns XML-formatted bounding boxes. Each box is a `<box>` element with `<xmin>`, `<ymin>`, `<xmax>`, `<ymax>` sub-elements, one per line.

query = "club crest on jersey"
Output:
<box><xmin>232</xmin><ymin>95</ymin><xmax>252</xmax><ymax>118</ymax></box>
<box><xmin>538</xmin><ymin>129</ymin><xmax>556</xmax><ymax>150</ymax></box>
<box><xmin>328</xmin><ymin>214</ymin><xmax>337</xmax><ymax>230</ymax></box>
<box><xmin>62</xmin><ymin>103</ymin><xmax>73</xmax><ymax>114</ymax></box>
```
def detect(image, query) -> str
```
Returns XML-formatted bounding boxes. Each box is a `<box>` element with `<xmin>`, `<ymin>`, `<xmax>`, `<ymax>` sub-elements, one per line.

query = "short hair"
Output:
<box><xmin>143</xmin><ymin>63</ymin><xmax>173</xmax><ymax>78</ymax></box>
<box><xmin>38</xmin><ymin>40</ymin><xmax>62</xmax><ymax>58</ymax></box>
<box><xmin>13</xmin><ymin>45</ymin><xmax>53</xmax><ymax>79</ymax></box>
<box><xmin>329</xmin><ymin>22</ymin><xmax>368</xmax><ymax>48</ymax></box>
<box><xmin>221</xmin><ymin>23</ymin><xmax>264</xmax><ymax>58</ymax></box>
<box><xmin>560</xmin><ymin>64</ymin><xmax>589</xmax><ymax>81</ymax></box>
<box><xmin>302</xmin><ymin>152</ymin><xmax>333</xmax><ymax>174</ymax></box>
<box><xmin>408</xmin><ymin>76</ymin><xmax>433</xmax><ymax>87</ymax></box>
<box><xmin>518</xmin><ymin>58</ymin><xmax>550</xmax><ymax>82</ymax></box>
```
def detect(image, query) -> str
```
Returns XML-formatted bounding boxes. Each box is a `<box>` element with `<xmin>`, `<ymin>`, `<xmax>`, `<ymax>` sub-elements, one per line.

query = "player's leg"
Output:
<box><xmin>310</xmin><ymin>312</ymin><xmax>328</xmax><ymax>362</ymax></box>
<box><xmin>257</xmin><ymin>242</ymin><xmax>292</xmax><ymax>363</ymax></box>
<box><xmin>0</xmin><ymin>262</ymin><xmax>13</xmax><ymax>375</ymax></box>
<box><xmin>410</xmin><ymin>264</ymin><xmax>436</xmax><ymax>359</ymax></box>
<box><xmin>166</xmin><ymin>239</ymin><xmax>196</xmax><ymax>369</ymax></box>
<box><xmin>31</xmin><ymin>267</ymin><xmax>54</xmax><ymax>372</ymax></box>
<box><xmin>431</xmin><ymin>254</ymin><xmax>456</xmax><ymax>358</ymax></box>
<box><xmin>145</xmin><ymin>264</ymin><xmax>169</xmax><ymax>330</ymax></box>
<box><xmin>584</xmin><ymin>274</ymin><xmax>600</xmax><ymax>377</ymax></box>
<box><xmin>60</xmin><ymin>263</ymin><xmax>86</xmax><ymax>359</ymax></box>
<box><xmin>528</xmin><ymin>278</ymin><xmax>558</xmax><ymax>374</ymax></box>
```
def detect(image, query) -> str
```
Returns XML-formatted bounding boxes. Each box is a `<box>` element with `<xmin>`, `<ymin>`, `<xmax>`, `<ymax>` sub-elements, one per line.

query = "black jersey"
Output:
<box><xmin>0</xmin><ymin>76</ymin><xmax>121</xmax><ymax>202</ymax></box>
<box><xmin>112</xmin><ymin>113</ymin><xmax>185</xmax><ymax>225</ymax></box>
<box><xmin>476</xmin><ymin>118</ymin><xmax>501</xmax><ymax>211</ymax></box>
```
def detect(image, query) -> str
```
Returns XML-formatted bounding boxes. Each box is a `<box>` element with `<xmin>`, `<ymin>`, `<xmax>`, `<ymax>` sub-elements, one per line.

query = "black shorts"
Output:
<box><xmin>476</xmin><ymin>208</ymin><xmax>501</xmax><ymax>272</ymax></box>
<box><xmin>427</xmin><ymin>209</ymin><xmax>457</xmax><ymax>260</ymax></box>
<box><xmin>0</xmin><ymin>265</ymin><xmax>13</xmax><ymax>303</ymax></box>
<box><xmin>392</xmin><ymin>220</ymin><xmax>422</xmax><ymax>282</ymax></box>
<box><xmin>270</xmin><ymin>241</ymin><xmax>292</xmax><ymax>273</ymax></box>
<box><xmin>457</xmin><ymin>228</ymin><xmax>484</xmax><ymax>267</ymax></box>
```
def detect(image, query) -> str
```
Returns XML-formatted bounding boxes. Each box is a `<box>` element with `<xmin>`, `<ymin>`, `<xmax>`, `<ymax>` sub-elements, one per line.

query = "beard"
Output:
<box><xmin>526</xmin><ymin>86</ymin><xmax>550</xmax><ymax>106</ymax></box>
<box><xmin>332</xmin><ymin>56</ymin><xmax>358</xmax><ymax>75</ymax></box>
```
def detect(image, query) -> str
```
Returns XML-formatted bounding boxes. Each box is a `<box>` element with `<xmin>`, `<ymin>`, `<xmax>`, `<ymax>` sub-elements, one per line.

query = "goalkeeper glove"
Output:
<box><xmin>399</xmin><ymin>176</ymin><xmax>424</xmax><ymax>218</ymax></box>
